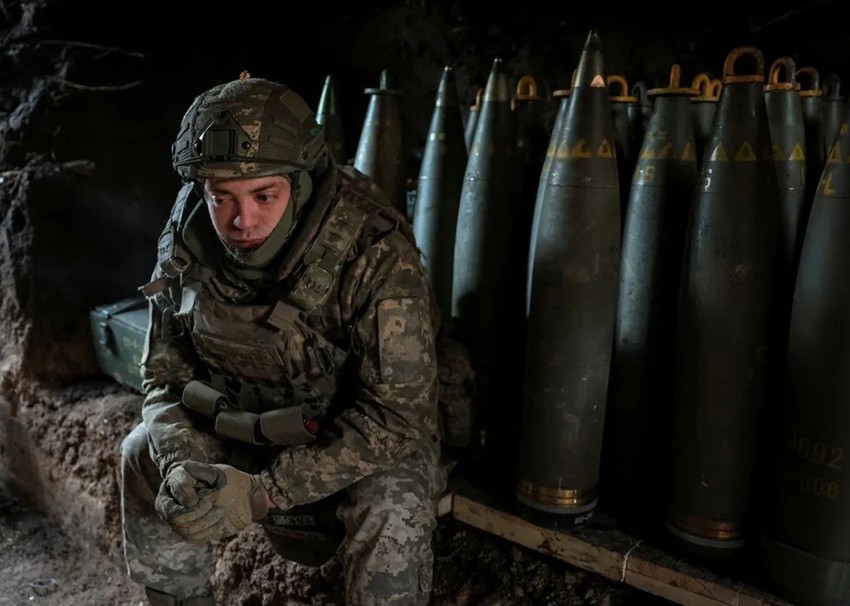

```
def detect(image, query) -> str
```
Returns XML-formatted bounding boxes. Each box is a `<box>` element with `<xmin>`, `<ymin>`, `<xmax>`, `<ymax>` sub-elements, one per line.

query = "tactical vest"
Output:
<box><xmin>141</xmin><ymin>168</ymin><xmax>415</xmax><ymax>447</ymax></box>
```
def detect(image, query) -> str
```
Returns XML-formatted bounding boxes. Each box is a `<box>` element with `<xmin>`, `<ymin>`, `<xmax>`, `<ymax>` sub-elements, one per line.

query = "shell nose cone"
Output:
<box><xmin>317</xmin><ymin>75</ymin><xmax>338</xmax><ymax>115</ymax></box>
<box><xmin>483</xmin><ymin>57</ymin><xmax>510</xmax><ymax>102</ymax></box>
<box><xmin>436</xmin><ymin>66</ymin><xmax>460</xmax><ymax>106</ymax></box>
<box><xmin>574</xmin><ymin>29</ymin><xmax>607</xmax><ymax>88</ymax></box>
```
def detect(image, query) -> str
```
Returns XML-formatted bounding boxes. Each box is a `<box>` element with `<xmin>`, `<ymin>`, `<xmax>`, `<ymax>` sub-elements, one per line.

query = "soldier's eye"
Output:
<box><xmin>208</xmin><ymin>194</ymin><xmax>230</xmax><ymax>207</ymax></box>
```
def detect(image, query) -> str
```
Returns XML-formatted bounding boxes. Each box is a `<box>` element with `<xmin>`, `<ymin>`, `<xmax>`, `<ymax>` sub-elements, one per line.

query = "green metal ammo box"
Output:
<box><xmin>90</xmin><ymin>297</ymin><xmax>150</xmax><ymax>393</ymax></box>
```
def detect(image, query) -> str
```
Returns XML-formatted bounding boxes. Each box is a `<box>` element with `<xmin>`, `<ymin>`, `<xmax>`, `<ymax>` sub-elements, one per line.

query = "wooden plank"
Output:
<box><xmin>452</xmin><ymin>491</ymin><xmax>627</xmax><ymax>581</ymax></box>
<box><xmin>450</xmin><ymin>485</ymin><xmax>794</xmax><ymax>606</ymax></box>
<box><xmin>626</xmin><ymin>543</ymin><xmax>793</xmax><ymax>606</ymax></box>
<box><xmin>436</xmin><ymin>490</ymin><xmax>453</xmax><ymax>518</ymax></box>
<box><xmin>625</xmin><ymin>569</ymin><xmax>728</xmax><ymax>606</ymax></box>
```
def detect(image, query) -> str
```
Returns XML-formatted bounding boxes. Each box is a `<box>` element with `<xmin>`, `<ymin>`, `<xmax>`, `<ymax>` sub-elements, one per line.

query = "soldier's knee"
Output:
<box><xmin>122</xmin><ymin>422</ymin><xmax>149</xmax><ymax>459</ymax></box>
<box><xmin>121</xmin><ymin>423</ymin><xmax>158</xmax><ymax>487</ymax></box>
<box><xmin>343</xmin><ymin>493</ymin><xmax>436</xmax><ymax>544</ymax></box>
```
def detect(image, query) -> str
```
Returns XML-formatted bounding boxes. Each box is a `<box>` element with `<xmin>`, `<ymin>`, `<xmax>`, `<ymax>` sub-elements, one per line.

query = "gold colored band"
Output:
<box><xmin>669</xmin><ymin>512</ymin><xmax>743</xmax><ymax>541</ymax></box>
<box><xmin>517</xmin><ymin>480</ymin><xmax>597</xmax><ymax>508</ymax></box>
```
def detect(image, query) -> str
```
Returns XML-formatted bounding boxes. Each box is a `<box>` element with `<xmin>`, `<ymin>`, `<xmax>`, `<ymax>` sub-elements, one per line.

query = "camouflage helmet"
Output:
<box><xmin>172</xmin><ymin>72</ymin><xmax>327</xmax><ymax>180</ymax></box>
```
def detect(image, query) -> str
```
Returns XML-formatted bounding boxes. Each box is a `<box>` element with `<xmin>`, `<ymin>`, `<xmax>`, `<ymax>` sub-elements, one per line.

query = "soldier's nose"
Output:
<box><xmin>233</xmin><ymin>199</ymin><xmax>259</xmax><ymax>230</ymax></box>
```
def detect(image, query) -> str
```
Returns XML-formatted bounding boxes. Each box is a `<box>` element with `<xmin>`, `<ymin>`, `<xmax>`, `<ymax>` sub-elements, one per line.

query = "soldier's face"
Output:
<box><xmin>203</xmin><ymin>175</ymin><xmax>292</xmax><ymax>250</ymax></box>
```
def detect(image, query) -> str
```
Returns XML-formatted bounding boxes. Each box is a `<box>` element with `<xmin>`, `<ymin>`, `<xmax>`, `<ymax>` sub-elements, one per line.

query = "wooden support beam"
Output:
<box><xmin>450</xmin><ymin>485</ymin><xmax>794</xmax><ymax>606</ymax></box>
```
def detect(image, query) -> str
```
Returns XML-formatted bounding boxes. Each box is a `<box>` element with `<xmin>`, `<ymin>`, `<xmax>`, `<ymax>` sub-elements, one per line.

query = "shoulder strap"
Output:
<box><xmin>285</xmin><ymin>190</ymin><xmax>369</xmax><ymax>311</ymax></box>
<box><xmin>139</xmin><ymin>182</ymin><xmax>201</xmax><ymax>298</ymax></box>
<box><xmin>157</xmin><ymin>182</ymin><xmax>199</xmax><ymax>278</ymax></box>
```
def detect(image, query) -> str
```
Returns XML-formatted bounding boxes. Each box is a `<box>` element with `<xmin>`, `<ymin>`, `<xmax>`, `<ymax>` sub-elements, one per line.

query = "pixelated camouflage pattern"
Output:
<box><xmin>121</xmin><ymin>425</ymin><xmax>216</xmax><ymax>598</ymax></box>
<box><xmin>376</xmin><ymin>297</ymin><xmax>435</xmax><ymax>384</ymax></box>
<box><xmin>141</xmin><ymin>164</ymin><xmax>440</xmax><ymax>499</ymax></box>
<box><xmin>123</xmin><ymin>422</ymin><xmax>445</xmax><ymax>603</ymax></box>
<box><xmin>339</xmin><ymin>434</ymin><xmax>444</xmax><ymax>605</ymax></box>
<box><xmin>129</xmin><ymin>163</ymin><xmax>445</xmax><ymax>603</ymax></box>
<box><xmin>172</xmin><ymin>77</ymin><xmax>326</xmax><ymax>180</ymax></box>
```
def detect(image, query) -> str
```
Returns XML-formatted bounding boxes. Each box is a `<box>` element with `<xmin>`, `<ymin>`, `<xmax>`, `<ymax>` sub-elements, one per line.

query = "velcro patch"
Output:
<box><xmin>376</xmin><ymin>298</ymin><xmax>434</xmax><ymax>384</ymax></box>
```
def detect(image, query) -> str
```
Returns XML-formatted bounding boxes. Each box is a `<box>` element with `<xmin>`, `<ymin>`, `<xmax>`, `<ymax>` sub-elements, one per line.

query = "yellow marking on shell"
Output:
<box><xmin>827</xmin><ymin>143</ymin><xmax>843</xmax><ymax>163</ymax></box>
<box><xmin>658</xmin><ymin>142</ymin><xmax>675</xmax><ymax>159</ymax></box>
<box><xmin>734</xmin><ymin>142</ymin><xmax>757</xmax><ymax>161</ymax></box>
<box><xmin>597</xmin><ymin>139</ymin><xmax>614</xmax><ymax>158</ymax></box>
<box><xmin>571</xmin><ymin>139</ymin><xmax>591</xmax><ymax>158</ymax></box>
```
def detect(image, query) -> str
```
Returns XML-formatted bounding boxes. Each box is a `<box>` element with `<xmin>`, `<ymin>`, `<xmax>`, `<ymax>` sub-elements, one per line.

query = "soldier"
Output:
<box><xmin>119</xmin><ymin>72</ymin><xmax>446</xmax><ymax>606</ymax></box>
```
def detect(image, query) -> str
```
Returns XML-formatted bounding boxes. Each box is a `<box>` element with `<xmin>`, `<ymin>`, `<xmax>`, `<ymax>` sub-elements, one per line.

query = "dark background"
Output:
<box><xmin>2</xmin><ymin>0</ymin><xmax>848</xmax><ymax>351</ymax></box>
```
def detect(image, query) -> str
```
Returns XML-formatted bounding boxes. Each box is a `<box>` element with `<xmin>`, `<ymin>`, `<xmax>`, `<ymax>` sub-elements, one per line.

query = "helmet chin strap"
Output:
<box><xmin>222</xmin><ymin>171</ymin><xmax>314</xmax><ymax>279</ymax></box>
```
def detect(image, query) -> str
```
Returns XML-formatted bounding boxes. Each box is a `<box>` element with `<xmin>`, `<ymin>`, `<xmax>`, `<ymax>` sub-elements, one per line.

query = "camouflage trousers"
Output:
<box><xmin>120</xmin><ymin>423</ymin><xmax>446</xmax><ymax>605</ymax></box>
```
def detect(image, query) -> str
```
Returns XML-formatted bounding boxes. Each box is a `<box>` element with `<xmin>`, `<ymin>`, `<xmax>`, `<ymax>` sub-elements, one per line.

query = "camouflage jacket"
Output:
<box><xmin>139</xmin><ymin>164</ymin><xmax>440</xmax><ymax>510</ymax></box>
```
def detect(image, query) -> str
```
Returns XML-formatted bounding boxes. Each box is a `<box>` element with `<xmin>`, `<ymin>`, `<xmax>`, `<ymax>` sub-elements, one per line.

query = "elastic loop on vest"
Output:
<box><xmin>182</xmin><ymin>380</ymin><xmax>230</xmax><ymax>418</ymax></box>
<box><xmin>260</xmin><ymin>406</ymin><xmax>318</xmax><ymax>446</ymax></box>
<box><xmin>181</xmin><ymin>380</ymin><xmax>321</xmax><ymax>446</ymax></box>
<box><xmin>216</xmin><ymin>410</ymin><xmax>263</xmax><ymax>444</ymax></box>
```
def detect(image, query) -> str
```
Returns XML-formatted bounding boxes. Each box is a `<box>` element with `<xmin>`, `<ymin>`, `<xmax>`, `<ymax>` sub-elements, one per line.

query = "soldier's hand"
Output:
<box><xmin>168</xmin><ymin>462</ymin><xmax>270</xmax><ymax>544</ymax></box>
<box><xmin>154</xmin><ymin>461</ymin><xmax>217</xmax><ymax>528</ymax></box>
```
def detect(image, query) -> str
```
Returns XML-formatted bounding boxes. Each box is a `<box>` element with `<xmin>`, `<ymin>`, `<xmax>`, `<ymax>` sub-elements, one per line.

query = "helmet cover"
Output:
<box><xmin>172</xmin><ymin>74</ymin><xmax>327</xmax><ymax>180</ymax></box>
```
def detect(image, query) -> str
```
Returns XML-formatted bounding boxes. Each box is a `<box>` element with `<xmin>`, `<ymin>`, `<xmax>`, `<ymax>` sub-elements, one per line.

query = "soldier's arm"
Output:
<box><xmin>139</xmin><ymin>277</ymin><xmax>221</xmax><ymax>477</ymax></box>
<box><xmin>258</xmin><ymin>230</ymin><xmax>439</xmax><ymax>509</ymax></box>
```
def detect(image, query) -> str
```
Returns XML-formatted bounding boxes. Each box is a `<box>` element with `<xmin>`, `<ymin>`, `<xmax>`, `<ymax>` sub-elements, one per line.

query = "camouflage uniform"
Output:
<box><xmin>120</xmin><ymin>162</ymin><xmax>446</xmax><ymax>605</ymax></box>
